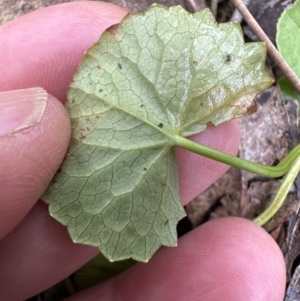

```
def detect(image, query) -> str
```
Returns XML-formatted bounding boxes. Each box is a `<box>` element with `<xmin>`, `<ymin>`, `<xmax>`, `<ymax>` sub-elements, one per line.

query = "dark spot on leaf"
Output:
<box><xmin>164</xmin><ymin>220</ymin><xmax>169</xmax><ymax>225</ymax></box>
<box><xmin>79</xmin><ymin>135</ymin><xmax>86</xmax><ymax>140</ymax></box>
<box><xmin>99</xmin><ymin>89</ymin><xmax>103</xmax><ymax>93</ymax></box>
<box><xmin>144</xmin><ymin>167</ymin><xmax>147</xmax><ymax>171</ymax></box>
<box><xmin>118</xmin><ymin>63</ymin><xmax>122</xmax><ymax>69</ymax></box>
<box><xmin>158</xmin><ymin>123</ymin><xmax>163</xmax><ymax>128</ymax></box>
<box><xmin>193</xmin><ymin>60</ymin><xmax>198</xmax><ymax>66</ymax></box>
<box><xmin>226</xmin><ymin>54</ymin><xmax>231</xmax><ymax>62</ymax></box>
<box><xmin>200</xmin><ymin>103</ymin><xmax>203</xmax><ymax>106</ymax></box>
<box><xmin>86</xmin><ymin>127</ymin><xmax>90</xmax><ymax>131</ymax></box>
<box><xmin>95</xmin><ymin>115</ymin><xmax>100</xmax><ymax>119</ymax></box>
<box><xmin>140</xmin><ymin>104</ymin><xmax>144</xmax><ymax>108</ymax></box>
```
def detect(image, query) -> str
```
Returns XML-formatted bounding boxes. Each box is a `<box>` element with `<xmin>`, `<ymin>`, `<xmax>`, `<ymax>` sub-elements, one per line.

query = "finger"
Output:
<box><xmin>0</xmin><ymin>1</ymin><xmax>128</xmax><ymax>102</ymax></box>
<box><xmin>0</xmin><ymin>205</ymin><xmax>285</xmax><ymax>301</ymax></box>
<box><xmin>0</xmin><ymin>1</ymin><xmax>240</xmax><ymax>206</ymax></box>
<box><xmin>0</xmin><ymin>88</ymin><xmax>71</xmax><ymax>238</ymax></box>
<box><xmin>0</xmin><ymin>3</ymin><xmax>128</xmax><ymax>299</ymax></box>
<box><xmin>67</xmin><ymin>218</ymin><xmax>286</xmax><ymax>301</ymax></box>
<box><xmin>0</xmin><ymin>201</ymin><xmax>98</xmax><ymax>301</ymax></box>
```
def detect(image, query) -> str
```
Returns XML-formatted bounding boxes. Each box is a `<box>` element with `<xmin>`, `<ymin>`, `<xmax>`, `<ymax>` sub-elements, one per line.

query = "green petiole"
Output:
<box><xmin>172</xmin><ymin>135</ymin><xmax>300</xmax><ymax>226</ymax></box>
<box><xmin>253</xmin><ymin>154</ymin><xmax>300</xmax><ymax>226</ymax></box>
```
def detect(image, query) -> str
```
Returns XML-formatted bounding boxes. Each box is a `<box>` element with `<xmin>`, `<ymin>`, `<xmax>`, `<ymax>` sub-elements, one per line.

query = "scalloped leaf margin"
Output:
<box><xmin>42</xmin><ymin>5</ymin><xmax>273</xmax><ymax>262</ymax></box>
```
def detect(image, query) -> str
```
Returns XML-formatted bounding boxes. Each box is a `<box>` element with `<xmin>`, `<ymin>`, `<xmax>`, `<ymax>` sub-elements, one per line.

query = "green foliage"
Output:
<box><xmin>277</xmin><ymin>0</ymin><xmax>300</xmax><ymax>79</ymax></box>
<box><xmin>278</xmin><ymin>76</ymin><xmax>300</xmax><ymax>103</ymax></box>
<box><xmin>42</xmin><ymin>5</ymin><xmax>272</xmax><ymax>262</ymax></box>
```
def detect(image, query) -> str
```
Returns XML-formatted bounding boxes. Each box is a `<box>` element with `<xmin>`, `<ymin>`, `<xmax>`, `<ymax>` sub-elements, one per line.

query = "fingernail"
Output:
<box><xmin>0</xmin><ymin>88</ymin><xmax>48</xmax><ymax>136</ymax></box>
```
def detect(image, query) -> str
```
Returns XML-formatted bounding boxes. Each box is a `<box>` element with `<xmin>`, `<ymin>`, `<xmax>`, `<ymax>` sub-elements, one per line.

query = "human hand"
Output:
<box><xmin>0</xmin><ymin>2</ymin><xmax>285</xmax><ymax>300</ymax></box>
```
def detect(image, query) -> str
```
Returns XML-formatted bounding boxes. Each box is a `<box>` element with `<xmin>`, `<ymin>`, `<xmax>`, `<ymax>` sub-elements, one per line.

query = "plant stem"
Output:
<box><xmin>253</xmin><ymin>154</ymin><xmax>300</xmax><ymax>226</ymax></box>
<box><xmin>173</xmin><ymin>134</ymin><xmax>300</xmax><ymax>226</ymax></box>
<box><xmin>231</xmin><ymin>0</ymin><xmax>300</xmax><ymax>95</ymax></box>
<box><xmin>172</xmin><ymin>135</ymin><xmax>300</xmax><ymax>178</ymax></box>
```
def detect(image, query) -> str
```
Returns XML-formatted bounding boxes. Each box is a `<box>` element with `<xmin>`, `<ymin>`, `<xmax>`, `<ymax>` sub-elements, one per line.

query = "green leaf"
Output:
<box><xmin>277</xmin><ymin>0</ymin><xmax>300</xmax><ymax>79</ymax></box>
<box><xmin>278</xmin><ymin>76</ymin><xmax>300</xmax><ymax>102</ymax></box>
<box><xmin>42</xmin><ymin>5</ymin><xmax>273</xmax><ymax>262</ymax></box>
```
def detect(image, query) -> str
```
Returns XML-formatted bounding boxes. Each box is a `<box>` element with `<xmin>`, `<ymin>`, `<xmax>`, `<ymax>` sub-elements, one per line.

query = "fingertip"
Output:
<box><xmin>168</xmin><ymin>217</ymin><xmax>286</xmax><ymax>301</ymax></box>
<box><xmin>68</xmin><ymin>217</ymin><xmax>285</xmax><ymax>301</ymax></box>
<box><xmin>0</xmin><ymin>89</ymin><xmax>71</xmax><ymax>238</ymax></box>
<box><xmin>192</xmin><ymin>217</ymin><xmax>286</xmax><ymax>301</ymax></box>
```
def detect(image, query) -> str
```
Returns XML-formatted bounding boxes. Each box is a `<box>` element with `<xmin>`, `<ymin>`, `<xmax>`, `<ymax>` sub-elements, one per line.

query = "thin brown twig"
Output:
<box><xmin>232</xmin><ymin>0</ymin><xmax>300</xmax><ymax>95</ymax></box>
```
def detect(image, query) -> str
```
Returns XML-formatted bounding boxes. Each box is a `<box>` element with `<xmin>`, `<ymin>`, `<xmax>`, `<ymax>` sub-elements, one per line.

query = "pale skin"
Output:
<box><xmin>0</xmin><ymin>2</ymin><xmax>286</xmax><ymax>300</ymax></box>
